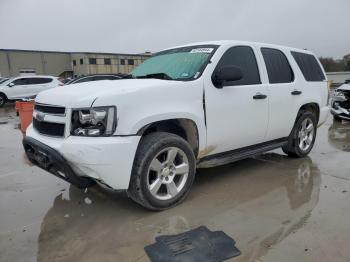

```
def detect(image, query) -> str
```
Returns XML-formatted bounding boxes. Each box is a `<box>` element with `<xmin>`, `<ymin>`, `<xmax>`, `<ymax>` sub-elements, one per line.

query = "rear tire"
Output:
<box><xmin>0</xmin><ymin>94</ymin><xmax>6</xmax><ymax>108</ymax></box>
<box><xmin>282</xmin><ymin>111</ymin><xmax>317</xmax><ymax>158</ymax></box>
<box><xmin>128</xmin><ymin>132</ymin><xmax>196</xmax><ymax>211</ymax></box>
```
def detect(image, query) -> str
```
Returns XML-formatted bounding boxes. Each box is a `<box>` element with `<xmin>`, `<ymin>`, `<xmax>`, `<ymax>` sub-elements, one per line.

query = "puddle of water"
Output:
<box><xmin>0</xmin><ymin>110</ymin><xmax>350</xmax><ymax>262</ymax></box>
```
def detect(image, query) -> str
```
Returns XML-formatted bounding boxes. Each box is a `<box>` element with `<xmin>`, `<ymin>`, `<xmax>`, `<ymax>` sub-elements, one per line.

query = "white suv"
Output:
<box><xmin>0</xmin><ymin>75</ymin><xmax>61</xmax><ymax>107</ymax></box>
<box><xmin>23</xmin><ymin>41</ymin><xmax>329</xmax><ymax>210</ymax></box>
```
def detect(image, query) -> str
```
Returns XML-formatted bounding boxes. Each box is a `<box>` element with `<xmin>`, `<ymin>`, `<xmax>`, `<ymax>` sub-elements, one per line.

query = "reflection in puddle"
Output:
<box><xmin>328</xmin><ymin>120</ymin><xmax>350</xmax><ymax>152</ymax></box>
<box><xmin>36</xmin><ymin>153</ymin><xmax>320</xmax><ymax>262</ymax></box>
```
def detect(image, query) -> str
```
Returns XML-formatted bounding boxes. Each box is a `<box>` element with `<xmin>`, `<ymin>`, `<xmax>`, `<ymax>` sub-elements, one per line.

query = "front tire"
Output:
<box><xmin>128</xmin><ymin>132</ymin><xmax>196</xmax><ymax>211</ymax></box>
<box><xmin>0</xmin><ymin>94</ymin><xmax>6</xmax><ymax>108</ymax></box>
<box><xmin>282</xmin><ymin>111</ymin><xmax>317</xmax><ymax>158</ymax></box>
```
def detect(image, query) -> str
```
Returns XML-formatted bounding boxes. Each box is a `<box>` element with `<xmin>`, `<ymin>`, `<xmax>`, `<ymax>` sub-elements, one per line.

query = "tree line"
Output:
<box><xmin>319</xmin><ymin>55</ymin><xmax>350</xmax><ymax>72</ymax></box>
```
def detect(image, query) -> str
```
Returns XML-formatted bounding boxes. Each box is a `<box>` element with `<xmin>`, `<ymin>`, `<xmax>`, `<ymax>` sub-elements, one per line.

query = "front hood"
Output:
<box><xmin>337</xmin><ymin>84</ymin><xmax>350</xmax><ymax>91</ymax></box>
<box><xmin>35</xmin><ymin>79</ymin><xmax>178</xmax><ymax>108</ymax></box>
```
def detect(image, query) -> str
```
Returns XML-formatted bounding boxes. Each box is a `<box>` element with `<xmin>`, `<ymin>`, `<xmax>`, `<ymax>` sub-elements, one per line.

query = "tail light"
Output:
<box><xmin>327</xmin><ymin>80</ymin><xmax>332</xmax><ymax>90</ymax></box>
<box><xmin>327</xmin><ymin>80</ymin><xmax>332</xmax><ymax>105</ymax></box>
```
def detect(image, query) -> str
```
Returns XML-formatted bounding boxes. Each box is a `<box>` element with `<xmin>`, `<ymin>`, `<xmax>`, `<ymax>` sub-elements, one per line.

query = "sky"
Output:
<box><xmin>0</xmin><ymin>0</ymin><xmax>349</xmax><ymax>58</ymax></box>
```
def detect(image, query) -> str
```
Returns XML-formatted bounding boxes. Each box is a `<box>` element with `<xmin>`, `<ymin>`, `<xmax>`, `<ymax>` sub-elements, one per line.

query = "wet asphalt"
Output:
<box><xmin>0</xmin><ymin>104</ymin><xmax>350</xmax><ymax>262</ymax></box>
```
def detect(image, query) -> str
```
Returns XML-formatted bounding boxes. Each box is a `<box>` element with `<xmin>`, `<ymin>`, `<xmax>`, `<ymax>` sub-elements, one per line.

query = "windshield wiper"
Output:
<box><xmin>136</xmin><ymin>73</ymin><xmax>174</xmax><ymax>80</ymax></box>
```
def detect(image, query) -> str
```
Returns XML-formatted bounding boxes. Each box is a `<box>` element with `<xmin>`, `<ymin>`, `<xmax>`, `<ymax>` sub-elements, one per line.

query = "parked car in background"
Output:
<box><xmin>345</xmin><ymin>79</ymin><xmax>350</xmax><ymax>84</ymax></box>
<box><xmin>58</xmin><ymin>77</ymin><xmax>72</xmax><ymax>85</ymax></box>
<box><xmin>0</xmin><ymin>77</ymin><xmax>9</xmax><ymax>84</ymax></box>
<box><xmin>331</xmin><ymin>82</ymin><xmax>350</xmax><ymax>121</ymax></box>
<box><xmin>0</xmin><ymin>75</ymin><xmax>61</xmax><ymax>107</ymax></box>
<box><xmin>23</xmin><ymin>41</ymin><xmax>329</xmax><ymax>210</ymax></box>
<box><xmin>65</xmin><ymin>74</ymin><xmax>122</xmax><ymax>85</ymax></box>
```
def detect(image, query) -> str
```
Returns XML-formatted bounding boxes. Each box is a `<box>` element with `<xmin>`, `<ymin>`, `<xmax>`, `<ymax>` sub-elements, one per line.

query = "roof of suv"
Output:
<box><xmin>164</xmin><ymin>40</ymin><xmax>314</xmax><ymax>55</ymax></box>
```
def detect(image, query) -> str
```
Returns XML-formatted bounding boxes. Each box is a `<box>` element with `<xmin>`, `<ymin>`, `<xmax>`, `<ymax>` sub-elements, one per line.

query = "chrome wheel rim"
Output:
<box><xmin>147</xmin><ymin>147</ymin><xmax>189</xmax><ymax>201</ymax></box>
<box><xmin>298</xmin><ymin>118</ymin><xmax>314</xmax><ymax>151</ymax></box>
<box><xmin>0</xmin><ymin>96</ymin><xmax>4</xmax><ymax>106</ymax></box>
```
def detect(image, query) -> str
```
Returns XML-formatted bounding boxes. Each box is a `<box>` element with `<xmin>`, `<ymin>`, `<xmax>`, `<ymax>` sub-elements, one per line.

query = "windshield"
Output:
<box><xmin>0</xmin><ymin>78</ymin><xmax>9</xmax><ymax>85</ymax></box>
<box><xmin>0</xmin><ymin>78</ymin><xmax>12</xmax><ymax>86</ymax></box>
<box><xmin>132</xmin><ymin>45</ymin><xmax>218</xmax><ymax>81</ymax></box>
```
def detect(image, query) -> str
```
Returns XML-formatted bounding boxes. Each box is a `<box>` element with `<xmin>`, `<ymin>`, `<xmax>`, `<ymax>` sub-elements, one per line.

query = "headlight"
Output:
<box><xmin>71</xmin><ymin>106</ymin><xmax>116</xmax><ymax>136</ymax></box>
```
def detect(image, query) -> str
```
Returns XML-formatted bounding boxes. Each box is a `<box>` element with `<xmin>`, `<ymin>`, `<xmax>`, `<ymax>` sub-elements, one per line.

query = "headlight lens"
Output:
<box><xmin>71</xmin><ymin>106</ymin><xmax>116</xmax><ymax>136</ymax></box>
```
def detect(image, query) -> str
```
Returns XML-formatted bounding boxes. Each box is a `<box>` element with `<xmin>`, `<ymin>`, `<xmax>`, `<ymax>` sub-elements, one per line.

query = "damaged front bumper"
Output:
<box><xmin>24</xmin><ymin>125</ymin><xmax>141</xmax><ymax>190</ymax></box>
<box><xmin>23</xmin><ymin>136</ymin><xmax>95</xmax><ymax>188</ymax></box>
<box><xmin>331</xmin><ymin>107</ymin><xmax>350</xmax><ymax>121</ymax></box>
<box><xmin>331</xmin><ymin>97</ymin><xmax>350</xmax><ymax>121</ymax></box>
<box><xmin>331</xmin><ymin>89</ymin><xmax>350</xmax><ymax>121</ymax></box>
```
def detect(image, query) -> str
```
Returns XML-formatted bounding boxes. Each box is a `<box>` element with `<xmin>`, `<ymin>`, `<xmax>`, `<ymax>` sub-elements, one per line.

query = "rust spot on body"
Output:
<box><xmin>197</xmin><ymin>145</ymin><xmax>216</xmax><ymax>159</ymax></box>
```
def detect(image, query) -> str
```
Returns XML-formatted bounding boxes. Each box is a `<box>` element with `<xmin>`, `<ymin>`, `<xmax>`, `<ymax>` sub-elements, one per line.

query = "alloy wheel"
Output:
<box><xmin>298</xmin><ymin>118</ymin><xmax>314</xmax><ymax>151</ymax></box>
<box><xmin>147</xmin><ymin>147</ymin><xmax>189</xmax><ymax>201</ymax></box>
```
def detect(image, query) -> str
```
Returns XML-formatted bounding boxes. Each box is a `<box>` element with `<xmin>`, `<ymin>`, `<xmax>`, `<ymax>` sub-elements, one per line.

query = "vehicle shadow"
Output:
<box><xmin>36</xmin><ymin>153</ymin><xmax>321</xmax><ymax>262</ymax></box>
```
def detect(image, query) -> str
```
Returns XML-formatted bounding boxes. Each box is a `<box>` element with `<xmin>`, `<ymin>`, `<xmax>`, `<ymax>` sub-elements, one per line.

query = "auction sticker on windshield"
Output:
<box><xmin>190</xmin><ymin>48</ymin><xmax>214</xmax><ymax>53</ymax></box>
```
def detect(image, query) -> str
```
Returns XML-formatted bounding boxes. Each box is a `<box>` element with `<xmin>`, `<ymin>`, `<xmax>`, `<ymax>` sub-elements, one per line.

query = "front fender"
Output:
<box><xmin>131</xmin><ymin>112</ymin><xmax>207</xmax><ymax>150</ymax></box>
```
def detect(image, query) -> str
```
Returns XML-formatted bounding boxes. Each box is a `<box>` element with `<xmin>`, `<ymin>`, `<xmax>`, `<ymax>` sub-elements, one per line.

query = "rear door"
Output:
<box><xmin>204</xmin><ymin>45</ymin><xmax>269</xmax><ymax>155</ymax></box>
<box><xmin>26</xmin><ymin>78</ymin><xmax>44</xmax><ymax>96</ymax></box>
<box><xmin>259</xmin><ymin>47</ymin><xmax>301</xmax><ymax>140</ymax></box>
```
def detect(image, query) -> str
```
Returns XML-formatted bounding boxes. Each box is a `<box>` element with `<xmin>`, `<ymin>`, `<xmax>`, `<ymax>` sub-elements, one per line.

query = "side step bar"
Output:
<box><xmin>197</xmin><ymin>138</ymin><xmax>288</xmax><ymax>168</ymax></box>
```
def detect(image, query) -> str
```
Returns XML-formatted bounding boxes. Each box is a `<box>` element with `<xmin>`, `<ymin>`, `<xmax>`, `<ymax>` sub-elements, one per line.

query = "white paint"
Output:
<box><xmin>337</xmin><ymin>84</ymin><xmax>350</xmax><ymax>91</ymax></box>
<box><xmin>27</xmin><ymin>40</ymin><xmax>330</xmax><ymax>190</ymax></box>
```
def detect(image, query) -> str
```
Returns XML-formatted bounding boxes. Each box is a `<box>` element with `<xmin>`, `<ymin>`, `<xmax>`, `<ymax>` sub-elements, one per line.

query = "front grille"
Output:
<box><xmin>35</xmin><ymin>104</ymin><xmax>66</xmax><ymax>115</ymax></box>
<box><xmin>33</xmin><ymin>118</ymin><xmax>65</xmax><ymax>137</ymax></box>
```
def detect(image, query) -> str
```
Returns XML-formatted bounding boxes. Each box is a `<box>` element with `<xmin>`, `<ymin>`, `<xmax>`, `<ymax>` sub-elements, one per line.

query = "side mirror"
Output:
<box><xmin>8</xmin><ymin>82</ymin><xmax>14</xmax><ymax>87</ymax></box>
<box><xmin>212</xmin><ymin>66</ymin><xmax>243</xmax><ymax>88</ymax></box>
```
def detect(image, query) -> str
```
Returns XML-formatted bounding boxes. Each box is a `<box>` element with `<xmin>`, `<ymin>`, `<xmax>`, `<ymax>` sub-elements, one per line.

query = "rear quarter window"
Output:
<box><xmin>291</xmin><ymin>51</ymin><xmax>326</xmax><ymax>82</ymax></box>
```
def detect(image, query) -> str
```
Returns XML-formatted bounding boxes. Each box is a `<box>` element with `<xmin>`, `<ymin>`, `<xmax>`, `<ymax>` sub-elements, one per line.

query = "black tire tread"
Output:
<box><xmin>0</xmin><ymin>93</ymin><xmax>6</xmax><ymax>108</ymax></box>
<box><xmin>282</xmin><ymin>110</ymin><xmax>317</xmax><ymax>158</ymax></box>
<box><xmin>128</xmin><ymin>132</ymin><xmax>196</xmax><ymax>211</ymax></box>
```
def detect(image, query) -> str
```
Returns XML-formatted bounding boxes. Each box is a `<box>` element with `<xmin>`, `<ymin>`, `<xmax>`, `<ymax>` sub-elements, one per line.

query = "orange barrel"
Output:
<box><xmin>16</xmin><ymin>101</ymin><xmax>35</xmax><ymax>135</ymax></box>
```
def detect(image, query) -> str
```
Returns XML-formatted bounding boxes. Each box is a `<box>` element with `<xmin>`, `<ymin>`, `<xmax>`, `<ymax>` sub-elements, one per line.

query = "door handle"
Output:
<box><xmin>253</xmin><ymin>93</ymin><xmax>267</xmax><ymax>100</ymax></box>
<box><xmin>291</xmin><ymin>90</ymin><xmax>302</xmax><ymax>95</ymax></box>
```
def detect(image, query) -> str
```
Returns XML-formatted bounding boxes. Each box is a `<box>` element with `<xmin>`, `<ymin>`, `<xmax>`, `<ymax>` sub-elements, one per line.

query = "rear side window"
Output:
<box><xmin>291</xmin><ymin>52</ymin><xmax>325</xmax><ymax>82</ymax></box>
<box><xmin>27</xmin><ymin>78</ymin><xmax>53</xmax><ymax>84</ymax></box>
<box><xmin>215</xmin><ymin>46</ymin><xmax>261</xmax><ymax>86</ymax></box>
<box><xmin>261</xmin><ymin>48</ymin><xmax>294</xmax><ymax>84</ymax></box>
